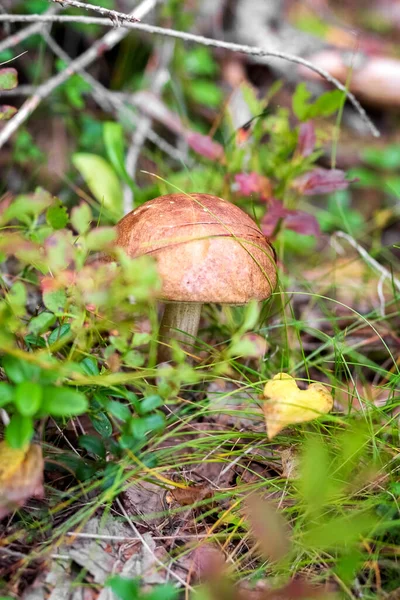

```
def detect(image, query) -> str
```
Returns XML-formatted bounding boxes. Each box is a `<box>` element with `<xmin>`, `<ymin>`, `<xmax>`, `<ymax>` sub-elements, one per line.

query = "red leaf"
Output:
<box><xmin>262</xmin><ymin>199</ymin><xmax>320</xmax><ymax>238</ymax></box>
<box><xmin>297</xmin><ymin>122</ymin><xmax>316</xmax><ymax>157</ymax></box>
<box><xmin>186</xmin><ymin>132</ymin><xmax>224</xmax><ymax>161</ymax></box>
<box><xmin>234</xmin><ymin>172</ymin><xmax>272</xmax><ymax>198</ymax></box>
<box><xmin>293</xmin><ymin>168</ymin><xmax>351</xmax><ymax>195</ymax></box>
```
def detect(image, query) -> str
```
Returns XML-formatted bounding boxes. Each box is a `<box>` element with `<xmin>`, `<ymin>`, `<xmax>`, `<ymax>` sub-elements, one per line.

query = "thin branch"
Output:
<box><xmin>0</xmin><ymin>13</ymin><xmax>381</xmax><ymax>137</ymax></box>
<box><xmin>0</xmin><ymin>0</ymin><xmax>157</xmax><ymax>150</ymax></box>
<box><xmin>115</xmin><ymin>498</ymin><xmax>191</xmax><ymax>590</ymax></box>
<box><xmin>0</xmin><ymin>5</ymin><xmax>60</xmax><ymax>54</ymax></box>
<box><xmin>48</xmin><ymin>0</ymin><xmax>140</xmax><ymax>24</ymax></box>
<box><xmin>42</xmin><ymin>31</ymin><xmax>186</xmax><ymax>164</ymax></box>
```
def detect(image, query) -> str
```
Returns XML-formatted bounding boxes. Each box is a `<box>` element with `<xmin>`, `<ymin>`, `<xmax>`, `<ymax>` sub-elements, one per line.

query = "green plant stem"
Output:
<box><xmin>157</xmin><ymin>302</ymin><xmax>201</xmax><ymax>363</ymax></box>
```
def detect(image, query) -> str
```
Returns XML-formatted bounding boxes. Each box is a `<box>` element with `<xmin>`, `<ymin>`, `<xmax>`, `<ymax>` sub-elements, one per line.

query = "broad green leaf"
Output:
<box><xmin>86</xmin><ymin>227</ymin><xmax>116</xmax><ymax>251</ymax></box>
<box><xmin>302</xmin><ymin>511</ymin><xmax>377</xmax><ymax>550</ymax></box>
<box><xmin>5</xmin><ymin>414</ymin><xmax>34</xmax><ymax>449</ymax></box>
<box><xmin>107</xmin><ymin>400</ymin><xmax>131</xmax><ymax>422</ymax></box>
<box><xmin>188</xmin><ymin>80</ymin><xmax>223</xmax><ymax>108</ymax></box>
<box><xmin>43</xmin><ymin>288</ymin><xmax>67</xmax><ymax>314</ymax></box>
<box><xmin>309</xmin><ymin>89</ymin><xmax>344</xmax><ymax>118</ymax></box>
<box><xmin>72</xmin><ymin>153</ymin><xmax>123</xmax><ymax>218</ymax></box>
<box><xmin>46</xmin><ymin>201</ymin><xmax>69</xmax><ymax>230</ymax></box>
<box><xmin>90</xmin><ymin>411</ymin><xmax>113</xmax><ymax>437</ymax></box>
<box><xmin>79</xmin><ymin>434</ymin><xmax>106</xmax><ymax>459</ymax></box>
<box><xmin>71</xmin><ymin>202</ymin><xmax>92</xmax><ymax>235</ymax></box>
<box><xmin>41</xmin><ymin>386</ymin><xmax>88</xmax><ymax>416</ymax></box>
<box><xmin>138</xmin><ymin>394</ymin><xmax>163</xmax><ymax>414</ymax></box>
<box><xmin>103</xmin><ymin>122</ymin><xmax>133</xmax><ymax>187</ymax></box>
<box><xmin>48</xmin><ymin>323</ymin><xmax>71</xmax><ymax>345</ymax></box>
<box><xmin>80</xmin><ymin>357</ymin><xmax>99</xmax><ymax>376</ymax></box>
<box><xmin>184</xmin><ymin>47</ymin><xmax>218</xmax><ymax>76</ymax></box>
<box><xmin>0</xmin><ymin>68</ymin><xmax>18</xmax><ymax>91</ymax></box>
<box><xmin>0</xmin><ymin>382</ymin><xmax>14</xmax><ymax>407</ymax></box>
<box><xmin>28</xmin><ymin>312</ymin><xmax>56</xmax><ymax>335</ymax></box>
<box><xmin>2</xmin><ymin>355</ymin><xmax>41</xmax><ymax>384</ymax></box>
<box><xmin>362</xmin><ymin>144</ymin><xmax>400</xmax><ymax>170</ymax></box>
<box><xmin>14</xmin><ymin>381</ymin><xmax>42</xmax><ymax>416</ymax></box>
<box><xmin>106</xmin><ymin>576</ymin><xmax>140</xmax><ymax>600</ymax></box>
<box><xmin>292</xmin><ymin>83</ymin><xmax>312</xmax><ymax>121</ymax></box>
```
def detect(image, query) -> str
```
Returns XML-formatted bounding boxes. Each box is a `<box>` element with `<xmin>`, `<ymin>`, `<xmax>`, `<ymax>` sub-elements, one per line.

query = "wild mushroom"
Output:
<box><xmin>115</xmin><ymin>193</ymin><xmax>277</xmax><ymax>362</ymax></box>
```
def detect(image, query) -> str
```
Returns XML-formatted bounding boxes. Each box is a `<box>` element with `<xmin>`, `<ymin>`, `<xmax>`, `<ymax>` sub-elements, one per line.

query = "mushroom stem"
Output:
<box><xmin>158</xmin><ymin>302</ymin><xmax>202</xmax><ymax>363</ymax></box>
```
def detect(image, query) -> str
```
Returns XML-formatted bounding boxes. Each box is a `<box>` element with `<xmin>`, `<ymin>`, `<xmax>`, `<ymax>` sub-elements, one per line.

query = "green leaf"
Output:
<box><xmin>103</xmin><ymin>122</ymin><xmax>133</xmax><ymax>187</ymax></box>
<box><xmin>46</xmin><ymin>201</ymin><xmax>69</xmax><ymax>230</ymax></box>
<box><xmin>5</xmin><ymin>414</ymin><xmax>34</xmax><ymax>449</ymax></box>
<box><xmin>130</xmin><ymin>413</ymin><xmax>165</xmax><ymax>439</ymax></box>
<box><xmin>79</xmin><ymin>434</ymin><xmax>106</xmax><ymax>458</ymax></box>
<box><xmin>184</xmin><ymin>47</ymin><xmax>218</xmax><ymax>76</ymax></box>
<box><xmin>292</xmin><ymin>83</ymin><xmax>344</xmax><ymax>121</ymax></box>
<box><xmin>80</xmin><ymin>356</ymin><xmax>99</xmax><ymax>376</ymax></box>
<box><xmin>86</xmin><ymin>227</ymin><xmax>116</xmax><ymax>251</ymax></box>
<box><xmin>303</xmin><ymin>512</ymin><xmax>377</xmax><ymax>550</ymax></box>
<box><xmin>0</xmin><ymin>382</ymin><xmax>14</xmax><ymax>407</ymax></box>
<box><xmin>106</xmin><ymin>575</ymin><xmax>140</xmax><ymax>600</ymax></box>
<box><xmin>71</xmin><ymin>202</ymin><xmax>92</xmax><ymax>235</ymax></box>
<box><xmin>0</xmin><ymin>68</ymin><xmax>18</xmax><ymax>91</ymax></box>
<box><xmin>146</xmin><ymin>585</ymin><xmax>179</xmax><ymax>600</ymax></box>
<box><xmin>107</xmin><ymin>400</ymin><xmax>131</xmax><ymax>422</ymax></box>
<box><xmin>28</xmin><ymin>312</ymin><xmax>56</xmax><ymax>335</ymax></box>
<box><xmin>90</xmin><ymin>411</ymin><xmax>113</xmax><ymax>437</ymax></box>
<box><xmin>41</xmin><ymin>386</ymin><xmax>88</xmax><ymax>416</ymax></box>
<box><xmin>2</xmin><ymin>355</ymin><xmax>41</xmax><ymax>384</ymax></box>
<box><xmin>43</xmin><ymin>288</ymin><xmax>67</xmax><ymax>314</ymax></box>
<box><xmin>292</xmin><ymin>83</ymin><xmax>312</xmax><ymax>121</ymax></box>
<box><xmin>138</xmin><ymin>394</ymin><xmax>163</xmax><ymax>414</ymax></box>
<box><xmin>72</xmin><ymin>153</ymin><xmax>123</xmax><ymax>218</ymax></box>
<box><xmin>309</xmin><ymin>89</ymin><xmax>344</xmax><ymax>118</ymax></box>
<box><xmin>0</xmin><ymin>105</ymin><xmax>17</xmax><ymax>120</ymax></box>
<box><xmin>48</xmin><ymin>323</ymin><xmax>71</xmax><ymax>345</ymax></box>
<box><xmin>362</xmin><ymin>144</ymin><xmax>400</xmax><ymax>170</ymax></box>
<box><xmin>14</xmin><ymin>381</ymin><xmax>42</xmax><ymax>416</ymax></box>
<box><xmin>188</xmin><ymin>80</ymin><xmax>223</xmax><ymax>108</ymax></box>
<box><xmin>241</xmin><ymin>300</ymin><xmax>260</xmax><ymax>332</ymax></box>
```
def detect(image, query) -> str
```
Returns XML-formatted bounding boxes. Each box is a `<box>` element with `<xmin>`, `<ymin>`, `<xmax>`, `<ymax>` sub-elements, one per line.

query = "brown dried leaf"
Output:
<box><xmin>167</xmin><ymin>484</ymin><xmax>212</xmax><ymax>507</ymax></box>
<box><xmin>0</xmin><ymin>442</ymin><xmax>44</xmax><ymax>519</ymax></box>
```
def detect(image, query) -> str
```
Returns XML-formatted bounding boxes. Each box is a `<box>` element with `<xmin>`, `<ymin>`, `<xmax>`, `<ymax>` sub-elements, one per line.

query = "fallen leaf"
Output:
<box><xmin>167</xmin><ymin>484</ymin><xmax>212</xmax><ymax>507</ymax></box>
<box><xmin>0</xmin><ymin>441</ymin><xmax>44</xmax><ymax>519</ymax></box>
<box><xmin>262</xmin><ymin>374</ymin><xmax>333</xmax><ymax>439</ymax></box>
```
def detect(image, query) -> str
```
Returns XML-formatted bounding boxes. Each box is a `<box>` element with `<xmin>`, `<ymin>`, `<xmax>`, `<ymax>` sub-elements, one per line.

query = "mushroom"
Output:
<box><xmin>115</xmin><ymin>193</ymin><xmax>277</xmax><ymax>362</ymax></box>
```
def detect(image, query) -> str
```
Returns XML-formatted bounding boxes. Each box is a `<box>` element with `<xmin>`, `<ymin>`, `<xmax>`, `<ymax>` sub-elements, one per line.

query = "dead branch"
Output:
<box><xmin>0</xmin><ymin>12</ymin><xmax>380</xmax><ymax>137</ymax></box>
<box><xmin>47</xmin><ymin>0</ymin><xmax>140</xmax><ymax>24</ymax></box>
<box><xmin>0</xmin><ymin>0</ymin><xmax>157</xmax><ymax>150</ymax></box>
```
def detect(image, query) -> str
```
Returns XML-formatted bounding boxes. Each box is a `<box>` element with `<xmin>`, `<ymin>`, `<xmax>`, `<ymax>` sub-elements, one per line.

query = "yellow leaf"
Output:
<box><xmin>0</xmin><ymin>441</ymin><xmax>44</xmax><ymax>518</ymax></box>
<box><xmin>263</xmin><ymin>373</ymin><xmax>333</xmax><ymax>439</ymax></box>
<box><xmin>0</xmin><ymin>441</ymin><xmax>27</xmax><ymax>482</ymax></box>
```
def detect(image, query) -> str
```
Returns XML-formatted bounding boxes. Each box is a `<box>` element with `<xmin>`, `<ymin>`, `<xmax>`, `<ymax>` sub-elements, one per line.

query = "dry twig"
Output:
<box><xmin>48</xmin><ymin>0</ymin><xmax>140</xmax><ymax>24</ymax></box>
<box><xmin>0</xmin><ymin>0</ymin><xmax>157</xmax><ymax>150</ymax></box>
<box><xmin>0</xmin><ymin>5</ymin><xmax>60</xmax><ymax>54</ymax></box>
<box><xmin>0</xmin><ymin>13</ymin><xmax>380</xmax><ymax>137</ymax></box>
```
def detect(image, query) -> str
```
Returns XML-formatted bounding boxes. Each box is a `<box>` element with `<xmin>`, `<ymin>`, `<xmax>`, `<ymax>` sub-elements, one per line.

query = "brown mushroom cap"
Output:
<box><xmin>116</xmin><ymin>193</ymin><xmax>277</xmax><ymax>304</ymax></box>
